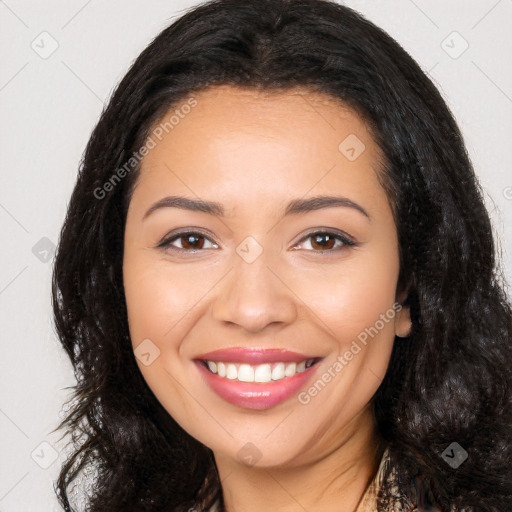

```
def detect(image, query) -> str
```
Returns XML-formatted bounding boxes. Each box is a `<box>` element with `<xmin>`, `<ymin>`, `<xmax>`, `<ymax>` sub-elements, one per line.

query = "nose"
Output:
<box><xmin>211</xmin><ymin>251</ymin><xmax>298</xmax><ymax>334</ymax></box>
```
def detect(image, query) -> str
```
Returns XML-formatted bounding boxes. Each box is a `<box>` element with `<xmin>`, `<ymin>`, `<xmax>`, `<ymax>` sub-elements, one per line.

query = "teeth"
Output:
<box><xmin>284</xmin><ymin>362</ymin><xmax>296</xmax><ymax>377</ymax></box>
<box><xmin>204</xmin><ymin>359</ymin><xmax>316</xmax><ymax>382</ymax></box>
<box><xmin>238</xmin><ymin>364</ymin><xmax>254</xmax><ymax>382</ymax></box>
<box><xmin>226</xmin><ymin>364</ymin><xmax>237</xmax><ymax>380</ymax></box>
<box><xmin>255</xmin><ymin>364</ymin><xmax>272</xmax><ymax>382</ymax></box>
<box><xmin>271</xmin><ymin>362</ymin><xmax>285</xmax><ymax>380</ymax></box>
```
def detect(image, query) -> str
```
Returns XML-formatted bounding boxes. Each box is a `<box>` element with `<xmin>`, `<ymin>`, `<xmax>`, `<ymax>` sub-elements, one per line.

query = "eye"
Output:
<box><xmin>293</xmin><ymin>231</ymin><xmax>356</xmax><ymax>252</ymax></box>
<box><xmin>158</xmin><ymin>231</ymin><xmax>219</xmax><ymax>252</ymax></box>
<box><xmin>157</xmin><ymin>229</ymin><xmax>355</xmax><ymax>254</ymax></box>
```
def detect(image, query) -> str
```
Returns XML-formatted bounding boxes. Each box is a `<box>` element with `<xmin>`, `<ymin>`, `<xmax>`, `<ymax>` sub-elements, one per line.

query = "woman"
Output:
<box><xmin>51</xmin><ymin>0</ymin><xmax>512</xmax><ymax>511</ymax></box>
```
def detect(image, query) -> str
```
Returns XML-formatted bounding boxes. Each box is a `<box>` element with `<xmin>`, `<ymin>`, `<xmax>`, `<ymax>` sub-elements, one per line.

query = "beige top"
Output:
<box><xmin>355</xmin><ymin>448</ymin><xmax>418</xmax><ymax>512</ymax></box>
<box><xmin>354</xmin><ymin>450</ymin><xmax>384</xmax><ymax>512</ymax></box>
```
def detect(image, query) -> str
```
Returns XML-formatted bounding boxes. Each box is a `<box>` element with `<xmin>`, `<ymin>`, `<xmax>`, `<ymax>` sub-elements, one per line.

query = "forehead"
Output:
<box><xmin>133</xmin><ymin>85</ymin><xmax>389</xmax><ymax>218</ymax></box>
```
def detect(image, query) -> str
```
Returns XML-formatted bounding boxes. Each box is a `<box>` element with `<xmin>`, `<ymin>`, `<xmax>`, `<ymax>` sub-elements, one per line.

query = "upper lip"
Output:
<box><xmin>195</xmin><ymin>347</ymin><xmax>321</xmax><ymax>364</ymax></box>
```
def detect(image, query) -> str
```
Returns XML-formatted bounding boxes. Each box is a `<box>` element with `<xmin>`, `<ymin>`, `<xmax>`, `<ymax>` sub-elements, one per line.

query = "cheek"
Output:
<box><xmin>122</xmin><ymin>253</ymin><xmax>209</xmax><ymax>425</ymax></box>
<box><xmin>291</xmin><ymin>246</ymin><xmax>400</xmax><ymax>357</ymax></box>
<box><xmin>123</xmin><ymin>253</ymin><xmax>214</xmax><ymax>348</ymax></box>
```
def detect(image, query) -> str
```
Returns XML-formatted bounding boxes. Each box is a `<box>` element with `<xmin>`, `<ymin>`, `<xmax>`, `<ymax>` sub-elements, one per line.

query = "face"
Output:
<box><xmin>123</xmin><ymin>85</ymin><xmax>411</xmax><ymax>468</ymax></box>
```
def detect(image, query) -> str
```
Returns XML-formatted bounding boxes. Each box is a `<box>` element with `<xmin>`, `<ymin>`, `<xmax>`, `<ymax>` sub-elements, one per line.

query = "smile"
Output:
<box><xmin>193</xmin><ymin>348</ymin><xmax>323</xmax><ymax>410</ymax></box>
<box><xmin>202</xmin><ymin>359</ymin><xmax>318</xmax><ymax>382</ymax></box>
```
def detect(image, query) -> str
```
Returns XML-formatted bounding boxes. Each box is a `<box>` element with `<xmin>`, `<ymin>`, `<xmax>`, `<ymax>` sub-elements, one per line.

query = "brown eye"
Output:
<box><xmin>296</xmin><ymin>231</ymin><xmax>355</xmax><ymax>252</ymax></box>
<box><xmin>158</xmin><ymin>231</ymin><xmax>219</xmax><ymax>252</ymax></box>
<box><xmin>310</xmin><ymin>233</ymin><xmax>336</xmax><ymax>250</ymax></box>
<box><xmin>180</xmin><ymin>234</ymin><xmax>205</xmax><ymax>250</ymax></box>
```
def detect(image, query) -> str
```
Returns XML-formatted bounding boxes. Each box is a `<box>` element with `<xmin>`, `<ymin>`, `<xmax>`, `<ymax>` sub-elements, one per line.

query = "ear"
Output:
<box><xmin>394</xmin><ymin>288</ymin><xmax>412</xmax><ymax>338</ymax></box>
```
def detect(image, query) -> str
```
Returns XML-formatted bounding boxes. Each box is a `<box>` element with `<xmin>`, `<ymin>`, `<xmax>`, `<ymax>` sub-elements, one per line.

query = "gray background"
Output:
<box><xmin>1</xmin><ymin>0</ymin><xmax>511</xmax><ymax>510</ymax></box>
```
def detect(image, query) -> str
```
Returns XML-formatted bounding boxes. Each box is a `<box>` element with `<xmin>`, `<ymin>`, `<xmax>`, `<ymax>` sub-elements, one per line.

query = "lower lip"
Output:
<box><xmin>194</xmin><ymin>360</ymin><xmax>321</xmax><ymax>410</ymax></box>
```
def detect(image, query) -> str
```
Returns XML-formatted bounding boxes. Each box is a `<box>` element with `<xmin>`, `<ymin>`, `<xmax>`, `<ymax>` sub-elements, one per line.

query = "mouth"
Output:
<box><xmin>199</xmin><ymin>357</ymin><xmax>321</xmax><ymax>383</ymax></box>
<box><xmin>193</xmin><ymin>348</ymin><xmax>324</xmax><ymax>410</ymax></box>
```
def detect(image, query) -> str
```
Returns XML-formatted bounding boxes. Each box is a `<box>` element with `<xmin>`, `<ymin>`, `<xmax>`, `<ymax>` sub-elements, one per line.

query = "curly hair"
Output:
<box><xmin>51</xmin><ymin>0</ymin><xmax>512</xmax><ymax>510</ymax></box>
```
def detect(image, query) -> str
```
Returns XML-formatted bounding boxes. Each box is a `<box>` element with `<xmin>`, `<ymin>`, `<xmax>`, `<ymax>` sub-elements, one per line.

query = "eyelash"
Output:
<box><xmin>157</xmin><ymin>229</ymin><xmax>356</xmax><ymax>254</ymax></box>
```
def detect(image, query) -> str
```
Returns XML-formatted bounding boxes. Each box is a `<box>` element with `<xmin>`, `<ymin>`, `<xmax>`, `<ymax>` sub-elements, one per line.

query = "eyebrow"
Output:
<box><xmin>143</xmin><ymin>194</ymin><xmax>371</xmax><ymax>221</ymax></box>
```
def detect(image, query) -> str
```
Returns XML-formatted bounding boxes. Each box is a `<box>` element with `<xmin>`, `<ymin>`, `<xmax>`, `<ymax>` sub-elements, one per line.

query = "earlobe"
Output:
<box><xmin>395</xmin><ymin>304</ymin><xmax>412</xmax><ymax>338</ymax></box>
<box><xmin>394</xmin><ymin>284</ymin><xmax>412</xmax><ymax>338</ymax></box>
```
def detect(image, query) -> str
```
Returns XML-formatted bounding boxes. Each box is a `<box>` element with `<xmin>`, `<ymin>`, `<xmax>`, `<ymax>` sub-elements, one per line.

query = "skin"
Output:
<box><xmin>123</xmin><ymin>85</ymin><xmax>411</xmax><ymax>512</ymax></box>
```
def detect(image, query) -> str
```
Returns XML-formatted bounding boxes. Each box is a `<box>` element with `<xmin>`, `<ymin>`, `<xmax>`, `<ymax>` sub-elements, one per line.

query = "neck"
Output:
<box><xmin>214</xmin><ymin>405</ymin><xmax>383</xmax><ymax>512</ymax></box>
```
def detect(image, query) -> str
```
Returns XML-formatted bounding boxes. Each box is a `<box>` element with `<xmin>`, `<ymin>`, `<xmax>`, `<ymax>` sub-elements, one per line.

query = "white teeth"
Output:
<box><xmin>271</xmin><ymin>362</ymin><xmax>285</xmax><ymax>380</ymax></box>
<box><xmin>254</xmin><ymin>364</ymin><xmax>272</xmax><ymax>382</ymax></box>
<box><xmin>226</xmin><ymin>364</ymin><xmax>238</xmax><ymax>379</ymax></box>
<box><xmin>204</xmin><ymin>359</ymin><xmax>316</xmax><ymax>382</ymax></box>
<box><xmin>217</xmin><ymin>362</ymin><xmax>226</xmax><ymax>378</ymax></box>
<box><xmin>238</xmin><ymin>364</ymin><xmax>254</xmax><ymax>382</ymax></box>
<box><xmin>284</xmin><ymin>362</ymin><xmax>296</xmax><ymax>377</ymax></box>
